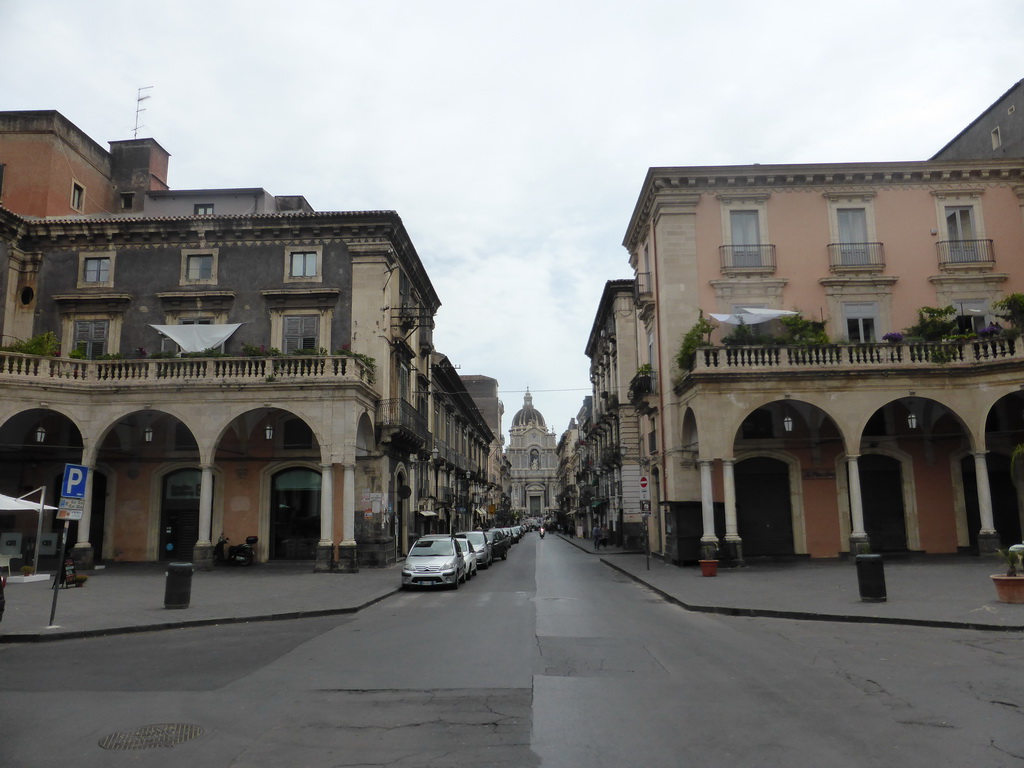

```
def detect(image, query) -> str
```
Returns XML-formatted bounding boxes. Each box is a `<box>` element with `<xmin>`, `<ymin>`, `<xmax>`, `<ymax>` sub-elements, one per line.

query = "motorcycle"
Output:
<box><xmin>539</xmin><ymin>527</ymin><xmax>545</xmax><ymax>539</ymax></box>
<box><xmin>214</xmin><ymin>534</ymin><xmax>258</xmax><ymax>566</ymax></box>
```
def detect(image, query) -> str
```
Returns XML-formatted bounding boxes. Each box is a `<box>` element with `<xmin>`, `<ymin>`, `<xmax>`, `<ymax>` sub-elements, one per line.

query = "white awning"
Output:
<box><xmin>418</xmin><ymin>510</ymin><xmax>437</xmax><ymax>517</ymax></box>
<box><xmin>0</xmin><ymin>493</ymin><xmax>57</xmax><ymax>512</ymax></box>
<box><xmin>150</xmin><ymin>324</ymin><xmax>242</xmax><ymax>353</ymax></box>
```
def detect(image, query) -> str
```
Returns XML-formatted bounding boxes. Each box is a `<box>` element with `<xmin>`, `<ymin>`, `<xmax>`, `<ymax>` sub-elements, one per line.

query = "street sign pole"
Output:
<box><xmin>48</xmin><ymin>464</ymin><xmax>89</xmax><ymax>628</ymax></box>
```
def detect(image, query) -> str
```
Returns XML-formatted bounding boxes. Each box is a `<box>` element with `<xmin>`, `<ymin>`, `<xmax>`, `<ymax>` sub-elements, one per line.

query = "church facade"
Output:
<box><xmin>507</xmin><ymin>392</ymin><xmax>558</xmax><ymax>523</ymax></box>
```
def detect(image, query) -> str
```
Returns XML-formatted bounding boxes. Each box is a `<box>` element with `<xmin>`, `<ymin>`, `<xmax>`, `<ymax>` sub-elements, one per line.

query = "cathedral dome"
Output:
<box><xmin>511</xmin><ymin>391</ymin><xmax>546</xmax><ymax>429</ymax></box>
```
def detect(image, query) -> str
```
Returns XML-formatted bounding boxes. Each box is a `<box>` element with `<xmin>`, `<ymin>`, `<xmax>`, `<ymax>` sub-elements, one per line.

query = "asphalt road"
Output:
<box><xmin>1</xmin><ymin>535</ymin><xmax>1021</xmax><ymax>767</ymax></box>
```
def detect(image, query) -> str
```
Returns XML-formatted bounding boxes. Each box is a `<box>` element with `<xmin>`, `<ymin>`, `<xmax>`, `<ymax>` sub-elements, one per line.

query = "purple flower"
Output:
<box><xmin>882</xmin><ymin>332</ymin><xmax>904</xmax><ymax>343</ymax></box>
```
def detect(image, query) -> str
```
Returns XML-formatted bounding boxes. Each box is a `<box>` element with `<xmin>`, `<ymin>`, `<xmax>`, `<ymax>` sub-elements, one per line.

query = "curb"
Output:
<box><xmin>600</xmin><ymin>559</ymin><xmax>1024</xmax><ymax>633</ymax></box>
<box><xmin>0</xmin><ymin>588</ymin><xmax>403</xmax><ymax>644</ymax></box>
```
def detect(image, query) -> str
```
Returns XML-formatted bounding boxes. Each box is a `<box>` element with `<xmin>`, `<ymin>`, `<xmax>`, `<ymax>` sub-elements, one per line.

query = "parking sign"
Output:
<box><xmin>61</xmin><ymin>464</ymin><xmax>89</xmax><ymax>499</ymax></box>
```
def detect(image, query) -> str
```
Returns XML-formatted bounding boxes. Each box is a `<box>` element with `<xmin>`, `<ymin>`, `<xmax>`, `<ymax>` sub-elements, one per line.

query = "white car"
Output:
<box><xmin>455</xmin><ymin>537</ymin><xmax>478</xmax><ymax>580</ymax></box>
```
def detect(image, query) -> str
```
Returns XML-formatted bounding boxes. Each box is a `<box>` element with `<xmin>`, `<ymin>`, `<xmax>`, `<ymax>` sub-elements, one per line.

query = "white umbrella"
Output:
<box><xmin>708</xmin><ymin>312</ymin><xmax>763</xmax><ymax>326</ymax></box>
<box><xmin>0</xmin><ymin>493</ymin><xmax>56</xmax><ymax>511</ymax></box>
<box><xmin>741</xmin><ymin>308</ymin><xmax>799</xmax><ymax>320</ymax></box>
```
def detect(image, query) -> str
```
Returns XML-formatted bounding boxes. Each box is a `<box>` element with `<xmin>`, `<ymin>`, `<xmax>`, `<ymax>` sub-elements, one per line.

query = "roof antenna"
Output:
<box><xmin>133</xmin><ymin>86</ymin><xmax>153</xmax><ymax>139</ymax></box>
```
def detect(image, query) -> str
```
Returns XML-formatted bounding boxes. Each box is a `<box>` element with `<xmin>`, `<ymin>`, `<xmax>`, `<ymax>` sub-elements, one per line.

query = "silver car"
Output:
<box><xmin>455</xmin><ymin>530</ymin><xmax>493</xmax><ymax>569</ymax></box>
<box><xmin>401</xmin><ymin>535</ymin><xmax>466</xmax><ymax>590</ymax></box>
<box><xmin>455</xmin><ymin>537</ymin><xmax>478</xmax><ymax>579</ymax></box>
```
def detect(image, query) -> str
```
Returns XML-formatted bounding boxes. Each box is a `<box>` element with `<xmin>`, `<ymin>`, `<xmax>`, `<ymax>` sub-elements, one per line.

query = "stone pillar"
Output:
<box><xmin>847</xmin><ymin>455</ymin><xmax>870</xmax><ymax>555</ymax></box>
<box><xmin>336</xmin><ymin>464</ymin><xmax>359</xmax><ymax>572</ymax></box>
<box><xmin>315</xmin><ymin>463</ymin><xmax>336</xmax><ymax>572</ymax></box>
<box><xmin>193</xmin><ymin>464</ymin><xmax>215</xmax><ymax>570</ymax></box>
<box><xmin>722</xmin><ymin>458</ymin><xmax>743</xmax><ymax>565</ymax></box>
<box><xmin>698</xmin><ymin>459</ymin><xmax>719</xmax><ymax>560</ymax></box>
<box><xmin>71</xmin><ymin>465</ymin><xmax>95</xmax><ymax>571</ymax></box>
<box><xmin>973</xmin><ymin>451</ymin><xmax>1000</xmax><ymax>554</ymax></box>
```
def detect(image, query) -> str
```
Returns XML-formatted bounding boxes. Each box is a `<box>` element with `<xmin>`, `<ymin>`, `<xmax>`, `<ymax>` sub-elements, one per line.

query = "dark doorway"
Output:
<box><xmin>962</xmin><ymin>453</ymin><xmax>1023</xmax><ymax>551</ymax></box>
<box><xmin>270</xmin><ymin>468</ymin><xmax>321</xmax><ymax>559</ymax></box>
<box><xmin>735</xmin><ymin>457</ymin><xmax>795</xmax><ymax>556</ymax></box>
<box><xmin>859</xmin><ymin>454</ymin><xmax>908</xmax><ymax>552</ymax></box>
<box><xmin>160</xmin><ymin>469</ymin><xmax>201</xmax><ymax>562</ymax></box>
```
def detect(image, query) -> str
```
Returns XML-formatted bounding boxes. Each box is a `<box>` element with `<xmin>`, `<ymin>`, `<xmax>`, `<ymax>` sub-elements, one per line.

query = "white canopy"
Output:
<box><xmin>0</xmin><ymin>493</ymin><xmax>57</xmax><ymax>511</ymax></box>
<box><xmin>150</xmin><ymin>324</ymin><xmax>242</xmax><ymax>353</ymax></box>
<box><xmin>708</xmin><ymin>308</ymin><xmax>799</xmax><ymax>326</ymax></box>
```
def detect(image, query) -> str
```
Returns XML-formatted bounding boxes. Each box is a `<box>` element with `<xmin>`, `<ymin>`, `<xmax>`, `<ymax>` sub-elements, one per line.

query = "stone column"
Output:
<box><xmin>193</xmin><ymin>464</ymin><xmax>215</xmax><ymax>570</ymax></box>
<box><xmin>722</xmin><ymin>458</ymin><xmax>743</xmax><ymax>565</ymax></box>
<box><xmin>336</xmin><ymin>464</ymin><xmax>359</xmax><ymax>572</ymax></box>
<box><xmin>698</xmin><ymin>459</ymin><xmax>719</xmax><ymax>560</ymax></box>
<box><xmin>315</xmin><ymin>463</ymin><xmax>335</xmax><ymax>572</ymax></box>
<box><xmin>973</xmin><ymin>451</ymin><xmax>1000</xmax><ymax>554</ymax></box>
<box><xmin>847</xmin><ymin>455</ymin><xmax>870</xmax><ymax>555</ymax></box>
<box><xmin>70</xmin><ymin>465</ymin><xmax>96</xmax><ymax>571</ymax></box>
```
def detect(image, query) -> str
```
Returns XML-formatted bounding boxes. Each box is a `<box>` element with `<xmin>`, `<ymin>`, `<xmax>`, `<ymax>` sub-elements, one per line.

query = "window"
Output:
<box><xmin>194</xmin><ymin>203</ymin><xmax>214</xmax><ymax>215</ymax></box>
<box><xmin>843</xmin><ymin>302</ymin><xmax>878</xmax><ymax>343</ymax></box>
<box><xmin>83</xmin><ymin>257</ymin><xmax>110</xmax><ymax>283</ymax></box>
<box><xmin>283</xmin><ymin>315</ymin><xmax>319</xmax><ymax>353</ymax></box>
<box><xmin>955</xmin><ymin>300</ymin><xmax>988</xmax><ymax>334</ymax></box>
<box><xmin>290</xmin><ymin>251</ymin><xmax>317</xmax><ymax>277</ymax></box>
<box><xmin>120</xmin><ymin>193</ymin><xmax>134</xmax><ymax>210</ymax></box>
<box><xmin>992</xmin><ymin>127</ymin><xmax>1002</xmax><ymax>150</ymax></box>
<box><xmin>74</xmin><ymin>320</ymin><xmax>108</xmax><ymax>359</ymax></box>
<box><xmin>180</xmin><ymin>249</ymin><xmax>218</xmax><ymax>285</ymax></box>
<box><xmin>70</xmin><ymin>182</ymin><xmax>85</xmax><ymax>211</ymax></box>
<box><xmin>730</xmin><ymin>211</ymin><xmax>761</xmax><ymax>266</ymax></box>
<box><xmin>836</xmin><ymin>208</ymin><xmax>869</xmax><ymax>265</ymax></box>
<box><xmin>283</xmin><ymin>245</ymin><xmax>323</xmax><ymax>283</ymax></box>
<box><xmin>945</xmin><ymin>206</ymin><xmax>978</xmax><ymax>262</ymax></box>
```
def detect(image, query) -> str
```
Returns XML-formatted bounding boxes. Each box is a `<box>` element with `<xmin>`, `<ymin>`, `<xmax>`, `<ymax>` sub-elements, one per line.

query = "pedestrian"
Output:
<box><xmin>601</xmin><ymin>525</ymin><xmax>609</xmax><ymax>548</ymax></box>
<box><xmin>592</xmin><ymin>523</ymin><xmax>601</xmax><ymax>549</ymax></box>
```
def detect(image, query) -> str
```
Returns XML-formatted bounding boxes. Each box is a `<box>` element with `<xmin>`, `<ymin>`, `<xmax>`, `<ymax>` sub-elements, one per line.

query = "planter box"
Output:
<box><xmin>7</xmin><ymin>573</ymin><xmax>50</xmax><ymax>584</ymax></box>
<box><xmin>991</xmin><ymin>575</ymin><xmax>1024</xmax><ymax>604</ymax></box>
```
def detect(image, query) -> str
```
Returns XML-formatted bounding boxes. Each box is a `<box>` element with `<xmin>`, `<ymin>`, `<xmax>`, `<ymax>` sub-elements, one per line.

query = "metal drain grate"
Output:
<box><xmin>99</xmin><ymin>723</ymin><xmax>204</xmax><ymax>750</ymax></box>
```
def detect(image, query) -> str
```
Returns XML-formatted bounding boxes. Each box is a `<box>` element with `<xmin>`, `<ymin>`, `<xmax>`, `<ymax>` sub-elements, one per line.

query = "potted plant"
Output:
<box><xmin>991</xmin><ymin>546</ymin><xmax>1024</xmax><ymax>604</ymax></box>
<box><xmin>20</xmin><ymin>564</ymin><xmax>35</xmax><ymax>577</ymax></box>
<box><xmin>73</xmin><ymin>574</ymin><xmax>89</xmax><ymax>588</ymax></box>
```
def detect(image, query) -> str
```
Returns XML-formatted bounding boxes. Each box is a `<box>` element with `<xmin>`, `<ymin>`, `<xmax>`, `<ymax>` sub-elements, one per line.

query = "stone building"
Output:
<box><xmin>506</xmin><ymin>391</ymin><xmax>558</xmax><ymax>523</ymax></box>
<box><xmin>0</xmin><ymin>110</ymin><xmax>494</xmax><ymax>572</ymax></box>
<box><xmin>621</xmin><ymin>102</ymin><xmax>1024</xmax><ymax>564</ymax></box>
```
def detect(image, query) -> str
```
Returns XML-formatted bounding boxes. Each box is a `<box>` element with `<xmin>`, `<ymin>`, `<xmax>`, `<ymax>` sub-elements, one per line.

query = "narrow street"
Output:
<box><xmin>2</xmin><ymin>536</ymin><xmax>1021</xmax><ymax>767</ymax></box>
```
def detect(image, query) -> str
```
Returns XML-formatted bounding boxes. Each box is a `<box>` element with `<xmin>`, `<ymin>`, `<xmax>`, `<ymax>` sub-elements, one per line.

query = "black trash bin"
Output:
<box><xmin>164</xmin><ymin>562</ymin><xmax>194</xmax><ymax>609</ymax></box>
<box><xmin>855</xmin><ymin>553</ymin><xmax>886</xmax><ymax>602</ymax></box>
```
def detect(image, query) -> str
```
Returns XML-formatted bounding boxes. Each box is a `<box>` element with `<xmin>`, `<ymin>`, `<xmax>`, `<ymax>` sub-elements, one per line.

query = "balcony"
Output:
<box><xmin>628</xmin><ymin>369</ymin><xmax>657</xmax><ymax>414</ymax></box>
<box><xmin>0</xmin><ymin>352</ymin><xmax>375</xmax><ymax>387</ymax></box>
<box><xmin>827</xmin><ymin>242</ymin><xmax>884</xmax><ymax>271</ymax></box>
<box><xmin>720</xmin><ymin>244</ymin><xmax>776</xmax><ymax>274</ymax></box>
<box><xmin>690</xmin><ymin>337</ymin><xmax>1019</xmax><ymax>377</ymax></box>
<box><xmin>376</xmin><ymin>397</ymin><xmax>429</xmax><ymax>450</ymax></box>
<box><xmin>936</xmin><ymin>239</ymin><xmax>995</xmax><ymax>268</ymax></box>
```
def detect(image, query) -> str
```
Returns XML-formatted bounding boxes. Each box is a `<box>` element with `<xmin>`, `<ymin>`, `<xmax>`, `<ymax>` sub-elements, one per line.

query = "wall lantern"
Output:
<box><xmin>35</xmin><ymin>425</ymin><xmax>46</xmax><ymax>443</ymax></box>
<box><xmin>783</xmin><ymin>415</ymin><xmax>794</xmax><ymax>432</ymax></box>
<box><xmin>143</xmin><ymin>427</ymin><xmax>154</xmax><ymax>442</ymax></box>
<box><xmin>907</xmin><ymin>412</ymin><xmax>918</xmax><ymax>429</ymax></box>
<box><xmin>265</xmin><ymin>424</ymin><xmax>274</xmax><ymax>440</ymax></box>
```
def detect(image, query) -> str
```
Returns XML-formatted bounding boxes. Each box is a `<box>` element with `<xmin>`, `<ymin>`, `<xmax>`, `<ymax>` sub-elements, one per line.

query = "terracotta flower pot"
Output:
<box><xmin>699</xmin><ymin>559</ymin><xmax>718</xmax><ymax>577</ymax></box>
<box><xmin>991</xmin><ymin>575</ymin><xmax>1024</xmax><ymax>604</ymax></box>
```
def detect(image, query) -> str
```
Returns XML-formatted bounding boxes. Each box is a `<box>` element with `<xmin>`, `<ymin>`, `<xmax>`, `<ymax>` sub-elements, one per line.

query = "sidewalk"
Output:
<box><xmin>564</xmin><ymin>535</ymin><xmax>1024</xmax><ymax>631</ymax></box>
<box><xmin>0</xmin><ymin>562</ymin><xmax>401</xmax><ymax>643</ymax></box>
<box><xmin>2</xmin><ymin>539</ymin><xmax>1022</xmax><ymax>643</ymax></box>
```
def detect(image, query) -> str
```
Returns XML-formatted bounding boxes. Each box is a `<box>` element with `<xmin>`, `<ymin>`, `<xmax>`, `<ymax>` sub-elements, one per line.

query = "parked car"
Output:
<box><xmin>401</xmin><ymin>534</ymin><xmax>466</xmax><ymax>590</ymax></box>
<box><xmin>0</xmin><ymin>572</ymin><xmax>5</xmax><ymax>623</ymax></box>
<box><xmin>456</xmin><ymin>531</ymin><xmax>493</xmax><ymax>569</ymax></box>
<box><xmin>455</xmin><ymin>537</ymin><xmax>478</xmax><ymax>580</ymax></box>
<box><xmin>489</xmin><ymin>528</ymin><xmax>511</xmax><ymax>560</ymax></box>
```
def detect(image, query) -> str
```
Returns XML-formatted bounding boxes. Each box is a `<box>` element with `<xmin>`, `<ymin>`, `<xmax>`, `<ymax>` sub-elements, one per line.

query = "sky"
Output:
<box><xmin>2</xmin><ymin>0</ymin><xmax>1023</xmax><ymax>440</ymax></box>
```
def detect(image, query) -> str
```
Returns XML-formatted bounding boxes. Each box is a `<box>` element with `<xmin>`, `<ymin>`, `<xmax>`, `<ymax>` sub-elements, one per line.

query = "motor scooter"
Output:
<box><xmin>214</xmin><ymin>534</ymin><xmax>258</xmax><ymax>566</ymax></box>
<box><xmin>539</xmin><ymin>527</ymin><xmax>545</xmax><ymax>539</ymax></box>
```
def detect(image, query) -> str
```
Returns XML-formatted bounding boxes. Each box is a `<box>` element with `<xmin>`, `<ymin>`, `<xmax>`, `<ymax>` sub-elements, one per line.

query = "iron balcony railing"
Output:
<box><xmin>936</xmin><ymin>239</ymin><xmax>995</xmax><ymax>266</ymax></box>
<box><xmin>634</xmin><ymin>271</ymin><xmax>652</xmax><ymax>301</ymax></box>
<box><xmin>376</xmin><ymin>398</ymin><xmax>429</xmax><ymax>442</ymax></box>
<box><xmin>720</xmin><ymin>244</ymin><xmax>776</xmax><ymax>272</ymax></box>
<box><xmin>827</xmin><ymin>242</ymin><xmax>884</xmax><ymax>269</ymax></box>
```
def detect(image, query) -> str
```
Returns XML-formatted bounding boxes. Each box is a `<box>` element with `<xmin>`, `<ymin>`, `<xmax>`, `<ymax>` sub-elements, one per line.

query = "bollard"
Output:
<box><xmin>855</xmin><ymin>553</ymin><xmax>886</xmax><ymax>602</ymax></box>
<box><xmin>164</xmin><ymin>562</ymin><xmax>194</xmax><ymax>609</ymax></box>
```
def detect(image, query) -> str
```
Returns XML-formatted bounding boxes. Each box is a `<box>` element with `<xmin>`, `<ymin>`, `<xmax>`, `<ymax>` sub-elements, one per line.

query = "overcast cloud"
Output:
<box><xmin>2</xmin><ymin>0</ymin><xmax>1022</xmax><ymax>437</ymax></box>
